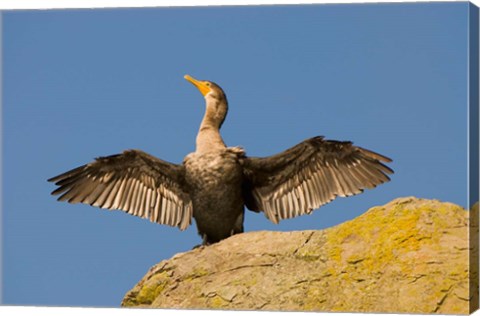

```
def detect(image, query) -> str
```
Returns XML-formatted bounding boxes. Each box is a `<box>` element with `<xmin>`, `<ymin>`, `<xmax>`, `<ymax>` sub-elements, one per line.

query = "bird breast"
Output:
<box><xmin>183</xmin><ymin>148</ymin><xmax>245</xmax><ymax>192</ymax></box>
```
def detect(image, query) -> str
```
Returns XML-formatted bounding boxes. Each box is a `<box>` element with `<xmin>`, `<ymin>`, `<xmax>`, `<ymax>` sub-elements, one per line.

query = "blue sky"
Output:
<box><xmin>2</xmin><ymin>2</ymin><xmax>472</xmax><ymax>307</ymax></box>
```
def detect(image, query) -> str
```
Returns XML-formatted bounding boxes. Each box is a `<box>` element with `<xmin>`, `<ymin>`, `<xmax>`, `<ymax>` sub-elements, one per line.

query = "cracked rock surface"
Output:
<box><xmin>121</xmin><ymin>197</ymin><xmax>478</xmax><ymax>314</ymax></box>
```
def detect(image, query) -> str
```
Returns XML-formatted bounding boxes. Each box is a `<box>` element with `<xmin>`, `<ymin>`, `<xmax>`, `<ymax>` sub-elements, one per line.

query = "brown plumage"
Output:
<box><xmin>49</xmin><ymin>75</ymin><xmax>393</xmax><ymax>245</ymax></box>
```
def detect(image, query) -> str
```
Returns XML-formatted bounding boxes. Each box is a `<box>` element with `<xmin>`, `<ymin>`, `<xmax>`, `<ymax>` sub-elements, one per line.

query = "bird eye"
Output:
<box><xmin>206</xmin><ymin>82</ymin><xmax>211</xmax><ymax>87</ymax></box>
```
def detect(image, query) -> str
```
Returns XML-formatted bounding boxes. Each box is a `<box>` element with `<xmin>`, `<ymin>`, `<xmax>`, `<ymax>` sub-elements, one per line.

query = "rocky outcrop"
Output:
<box><xmin>122</xmin><ymin>197</ymin><xmax>478</xmax><ymax>314</ymax></box>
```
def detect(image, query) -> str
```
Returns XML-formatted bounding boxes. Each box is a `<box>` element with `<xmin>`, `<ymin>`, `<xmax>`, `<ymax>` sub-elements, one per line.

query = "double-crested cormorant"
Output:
<box><xmin>49</xmin><ymin>75</ymin><xmax>393</xmax><ymax>245</ymax></box>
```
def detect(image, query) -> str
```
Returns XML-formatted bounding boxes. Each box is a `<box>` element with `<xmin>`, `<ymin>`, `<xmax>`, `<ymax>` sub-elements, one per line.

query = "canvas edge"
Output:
<box><xmin>469</xmin><ymin>1</ymin><xmax>480</xmax><ymax>314</ymax></box>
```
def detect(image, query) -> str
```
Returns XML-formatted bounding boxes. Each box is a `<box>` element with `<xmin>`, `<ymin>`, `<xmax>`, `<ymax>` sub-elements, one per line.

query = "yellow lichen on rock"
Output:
<box><xmin>311</xmin><ymin>197</ymin><xmax>472</xmax><ymax>313</ymax></box>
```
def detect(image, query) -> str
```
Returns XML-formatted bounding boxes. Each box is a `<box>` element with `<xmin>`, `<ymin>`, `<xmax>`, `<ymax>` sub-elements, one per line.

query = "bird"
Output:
<box><xmin>48</xmin><ymin>75</ymin><xmax>393</xmax><ymax>246</ymax></box>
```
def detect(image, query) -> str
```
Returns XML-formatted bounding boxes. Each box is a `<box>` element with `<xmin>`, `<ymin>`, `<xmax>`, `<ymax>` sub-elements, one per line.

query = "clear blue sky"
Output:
<box><xmin>2</xmin><ymin>2</ymin><xmax>472</xmax><ymax>307</ymax></box>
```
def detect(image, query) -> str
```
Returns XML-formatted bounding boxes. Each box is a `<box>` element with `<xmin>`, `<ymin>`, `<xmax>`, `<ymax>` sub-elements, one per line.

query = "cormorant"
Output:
<box><xmin>48</xmin><ymin>75</ymin><xmax>393</xmax><ymax>245</ymax></box>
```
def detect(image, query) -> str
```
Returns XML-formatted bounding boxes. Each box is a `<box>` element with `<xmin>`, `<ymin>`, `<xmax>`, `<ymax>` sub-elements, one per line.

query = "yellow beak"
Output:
<box><xmin>184</xmin><ymin>74</ymin><xmax>211</xmax><ymax>96</ymax></box>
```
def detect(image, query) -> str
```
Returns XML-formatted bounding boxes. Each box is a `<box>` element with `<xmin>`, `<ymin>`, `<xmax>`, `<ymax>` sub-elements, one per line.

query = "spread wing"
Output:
<box><xmin>48</xmin><ymin>150</ymin><xmax>193</xmax><ymax>230</ymax></box>
<box><xmin>242</xmin><ymin>136</ymin><xmax>393</xmax><ymax>224</ymax></box>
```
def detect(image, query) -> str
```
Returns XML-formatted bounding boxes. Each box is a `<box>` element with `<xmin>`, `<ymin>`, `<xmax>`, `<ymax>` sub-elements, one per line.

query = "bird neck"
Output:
<box><xmin>196</xmin><ymin>96</ymin><xmax>227</xmax><ymax>153</ymax></box>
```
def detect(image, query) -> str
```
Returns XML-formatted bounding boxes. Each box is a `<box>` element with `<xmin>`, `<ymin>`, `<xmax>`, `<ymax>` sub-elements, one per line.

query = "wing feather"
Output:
<box><xmin>105</xmin><ymin>178</ymin><xmax>122</xmax><ymax>209</ymax></box>
<box><xmin>152</xmin><ymin>194</ymin><xmax>161</xmax><ymax>222</ymax></box>
<box><xmin>242</xmin><ymin>136</ymin><xmax>393</xmax><ymax>223</ymax></box>
<box><xmin>48</xmin><ymin>150</ymin><xmax>192</xmax><ymax>230</ymax></box>
<box><xmin>92</xmin><ymin>181</ymin><xmax>114</xmax><ymax>207</ymax></box>
<box><xmin>119</xmin><ymin>179</ymin><xmax>131</xmax><ymax>210</ymax></box>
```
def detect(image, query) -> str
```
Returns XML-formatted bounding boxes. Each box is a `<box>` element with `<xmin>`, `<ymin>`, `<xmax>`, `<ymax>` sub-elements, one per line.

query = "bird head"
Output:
<box><xmin>184</xmin><ymin>75</ymin><xmax>227</xmax><ymax>101</ymax></box>
<box><xmin>184</xmin><ymin>74</ymin><xmax>229</xmax><ymax>129</ymax></box>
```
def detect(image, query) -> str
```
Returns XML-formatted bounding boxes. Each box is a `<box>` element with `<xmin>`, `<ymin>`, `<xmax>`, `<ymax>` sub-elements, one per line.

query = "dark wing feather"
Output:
<box><xmin>48</xmin><ymin>150</ymin><xmax>193</xmax><ymax>230</ymax></box>
<box><xmin>242</xmin><ymin>136</ymin><xmax>393</xmax><ymax>223</ymax></box>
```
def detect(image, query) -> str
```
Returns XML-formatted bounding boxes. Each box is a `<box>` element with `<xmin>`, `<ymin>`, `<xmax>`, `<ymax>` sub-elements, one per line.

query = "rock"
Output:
<box><xmin>121</xmin><ymin>197</ymin><xmax>478</xmax><ymax>314</ymax></box>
